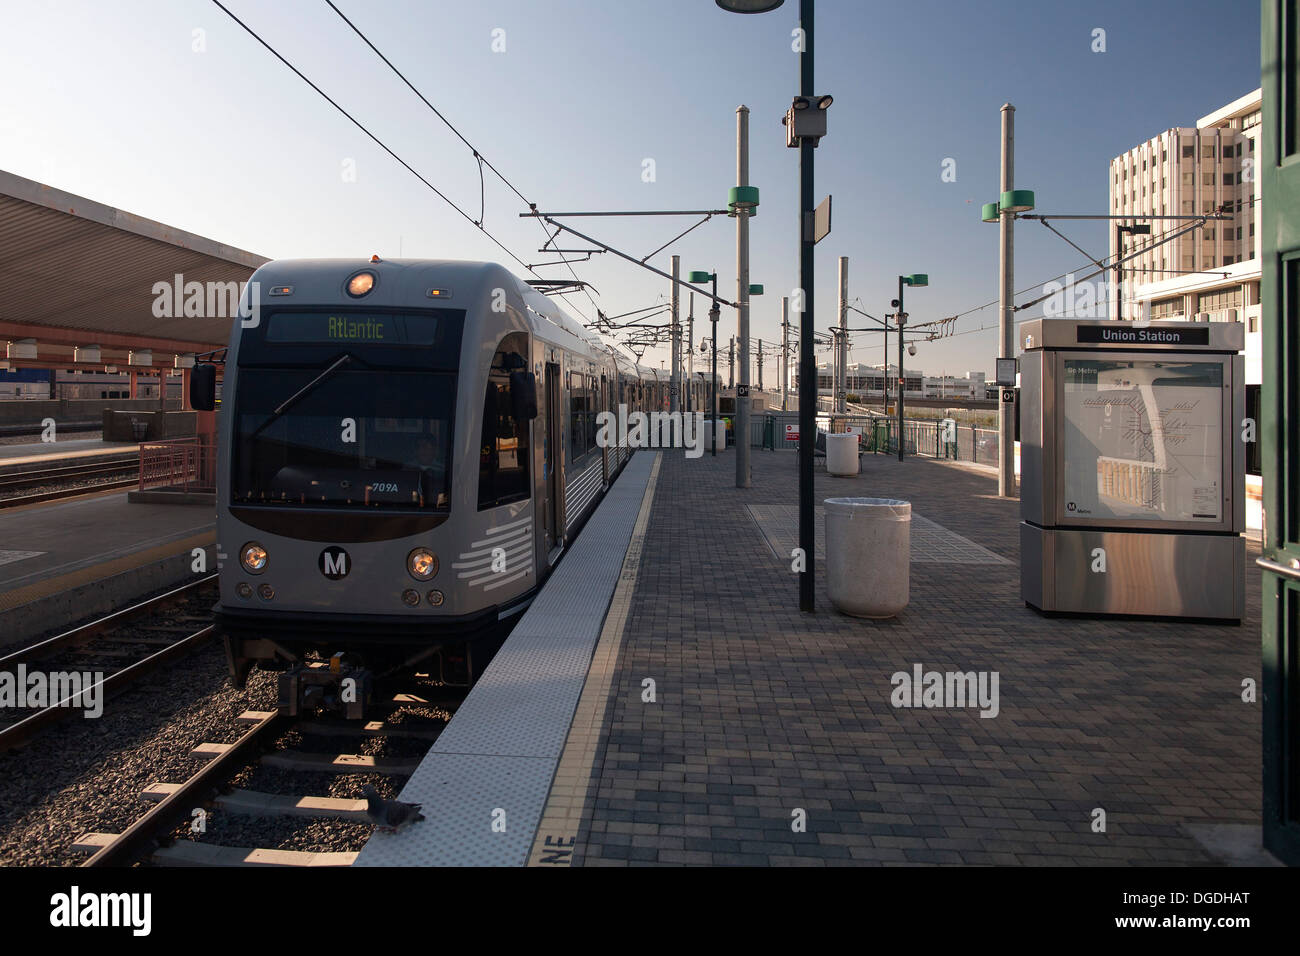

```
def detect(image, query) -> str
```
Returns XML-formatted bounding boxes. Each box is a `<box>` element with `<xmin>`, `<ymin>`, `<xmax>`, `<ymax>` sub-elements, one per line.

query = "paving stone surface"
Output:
<box><xmin>573</xmin><ymin>448</ymin><xmax>1262</xmax><ymax>866</ymax></box>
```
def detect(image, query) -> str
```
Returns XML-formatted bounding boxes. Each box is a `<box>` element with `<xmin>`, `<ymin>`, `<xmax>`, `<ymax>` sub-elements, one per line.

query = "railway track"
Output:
<box><xmin>0</xmin><ymin>576</ymin><xmax>218</xmax><ymax>750</ymax></box>
<box><xmin>0</xmin><ymin>456</ymin><xmax>139</xmax><ymax>507</ymax></box>
<box><xmin>76</xmin><ymin>686</ymin><xmax>458</xmax><ymax>867</ymax></box>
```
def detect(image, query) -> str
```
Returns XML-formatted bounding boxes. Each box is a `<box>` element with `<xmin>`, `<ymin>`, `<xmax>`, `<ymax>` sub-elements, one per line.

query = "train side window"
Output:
<box><xmin>585</xmin><ymin>374</ymin><xmax>599</xmax><ymax>453</ymax></box>
<box><xmin>570</xmin><ymin>370</ymin><xmax>586</xmax><ymax>462</ymax></box>
<box><xmin>478</xmin><ymin>332</ymin><xmax>531</xmax><ymax>510</ymax></box>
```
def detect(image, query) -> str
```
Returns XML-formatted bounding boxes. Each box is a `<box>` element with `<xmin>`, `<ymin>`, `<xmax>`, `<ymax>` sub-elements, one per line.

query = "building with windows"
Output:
<box><xmin>1108</xmin><ymin>88</ymin><xmax>1263</xmax><ymax>524</ymax></box>
<box><xmin>805</xmin><ymin>363</ymin><xmax>985</xmax><ymax>401</ymax></box>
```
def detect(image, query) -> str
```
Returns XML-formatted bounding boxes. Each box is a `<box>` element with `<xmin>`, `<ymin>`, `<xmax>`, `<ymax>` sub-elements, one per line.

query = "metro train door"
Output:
<box><xmin>545</xmin><ymin>362</ymin><xmax>564</xmax><ymax>561</ymax></box>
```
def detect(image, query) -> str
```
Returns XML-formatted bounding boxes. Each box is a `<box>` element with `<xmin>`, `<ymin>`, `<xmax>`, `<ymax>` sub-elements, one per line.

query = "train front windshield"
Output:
<box><xmin>232</xmin><ymin>368</ymin><xmax>455</xmax><ymax>510</ymax></box>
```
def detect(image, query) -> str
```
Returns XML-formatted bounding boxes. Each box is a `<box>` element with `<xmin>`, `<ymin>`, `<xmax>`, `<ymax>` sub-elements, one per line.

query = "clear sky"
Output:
<box><xmin>0</xmin><ymin>0</ymin><xmax>1262</xmax><ymax>379</ymax></box>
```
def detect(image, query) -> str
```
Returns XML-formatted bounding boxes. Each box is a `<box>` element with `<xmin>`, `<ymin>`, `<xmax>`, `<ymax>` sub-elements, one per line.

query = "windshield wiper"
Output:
<box><xmin>248</xmin><ymin>353</ymin><xmax>353</xmax><ymax>441</ymax></box>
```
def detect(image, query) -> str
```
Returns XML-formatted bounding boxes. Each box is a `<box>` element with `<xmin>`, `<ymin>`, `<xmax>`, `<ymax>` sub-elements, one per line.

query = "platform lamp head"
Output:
<box><xmin>715</xmin><ymin>0</ymin><xmax>784</xmax><ymax>11</ymax></box>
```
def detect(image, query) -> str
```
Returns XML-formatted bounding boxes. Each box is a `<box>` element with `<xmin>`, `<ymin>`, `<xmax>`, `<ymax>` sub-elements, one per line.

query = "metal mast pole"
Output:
<box><xmin>687</xmin><ymin>291</ymin><xmax>694</xmax><ymax>412</ymax></box>
<box><xmin>897</xmin><ymin>277</ymin><xmax>906</xmax><ymax>462</ymax></box>
<box><xmin>837</xmin><ymin>256</ymin><xmax>848</xmax><ymax>414</ymax></box>
<box><xmin>736</xmin><ymin>104</ymin><xmax>752</xmax><ymax>488</ymax></box>
<box><xmin>670</xmin><ymin>254</ymin><xmax>680</xmax><ymax>414</ymax></box>
<box><xmin>781</xmin><ymin>296</ymin><xmax>789</xmax><ymax>411</ymax></box>
<box><xmin>710</xmin><ymin>275</ymin><xmax>719</xmax><ymax>458</ymax></box>
<box><xmin>998</xmin><ymin>103</ymin><xmax>1016</xmax><ymax>497</ymax></box>
<box><xmin>797</xmin><ymin>0</ymin><xmax>816</xmax><ymax>611</ymax></box>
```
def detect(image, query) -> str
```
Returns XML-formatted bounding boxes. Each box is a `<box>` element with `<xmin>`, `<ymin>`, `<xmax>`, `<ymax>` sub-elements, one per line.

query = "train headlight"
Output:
<box><xmin>241</xmin><ymin>542</ymin><xmax>268</xmax><ymax>574</ymax></box>
<box><xmin>407</xmin><ymin>548</ymin><xmax>438</xmax><ymax>580</ymax></box>
<box><xmin>257</xmin><ymin>583</ymin><xmax>275</xmax><ymax>601</ymax></box>
<box><xmin>401</xmin><ymin>589</ymin><xmax>421</xmax><ymax>607</ymax></box>
<box><xmin>427</xmin><ymin>589</ymin><xmax>444</xmax><ymax>607</ymax></box>
<box><xmin>346</xmin><ymin>271</ymin><xmax>376</xmax><ymax>297</ymax></box>
<box><xmin>236</xmin><ymin>582</ymin><xmax>253</xmax><ymax>599</ymax></box>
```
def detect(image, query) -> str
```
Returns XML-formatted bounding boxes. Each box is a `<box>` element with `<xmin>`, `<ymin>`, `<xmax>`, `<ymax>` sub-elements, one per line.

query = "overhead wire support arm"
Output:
<box><xmin>1036</xmin><ymin>218</ymin><xmax>1108</xmax><ymax>272</ymax></box>
<box><xmin>1014</xmin><ymin>216</ymin><xmax>1212</xmax><ymax>313</ymax></box>
<box><xmin>523</xmin><ymin>212</ymin><xmax>739</xmax><ymax>309</ymax></box>
<box><xmin>522</xmin><ymin>209</ymin><xmax>732</xmax><ymax>217</ymax></box>
<box><xmin>641</xmin><ymin>214</ymin><xmax>716</xmax><ymax>263</ymax></box>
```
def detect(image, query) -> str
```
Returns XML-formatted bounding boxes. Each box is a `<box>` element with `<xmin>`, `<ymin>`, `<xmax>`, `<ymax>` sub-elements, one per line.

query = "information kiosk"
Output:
<box><xmin>1018</xmin><ymin>319</ymin><xmax>1245</xmax><ymax>621</ymax></box>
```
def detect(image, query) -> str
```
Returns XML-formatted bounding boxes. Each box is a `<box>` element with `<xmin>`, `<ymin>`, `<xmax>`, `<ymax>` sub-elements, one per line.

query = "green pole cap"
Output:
<box><xmin>749</xmin><ymin>284</ymin><xmax>764</xmax><ymax>295</ymax></box>
<box><xmin>688</xmin><ymin>271</ymin><xmax>714</xmax><ymax>283</ymax></box>
<box><xmin>728</xmin><ymin>185</ymin><xmax>760</xmax><ymax>215</ymax></box>
<box><xmin>981</xmin><ymin>202</ymin><xmax>1001</xmax><ymax>223</ymax></box>
<box><xmin>1000</xmin><ymin>189</ymin><xmax>1035</xmax><ymax>213</ymax></box>
<box><xmin>905</xmin><ymin>274</ymin><xmax>929</xmax><ymax>287</ymax></box>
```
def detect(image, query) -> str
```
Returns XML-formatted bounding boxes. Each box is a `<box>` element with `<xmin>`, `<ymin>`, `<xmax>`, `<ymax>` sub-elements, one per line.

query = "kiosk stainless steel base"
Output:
<box><xmin>1021</xmin><ymin>524</ymin><xmax>1245</xmax><ymax>620</ymax></box>
<box><xmin>1018</xmin><ymin>319</ymin><xmax>1245</xmax><ymax>622</ymax></box>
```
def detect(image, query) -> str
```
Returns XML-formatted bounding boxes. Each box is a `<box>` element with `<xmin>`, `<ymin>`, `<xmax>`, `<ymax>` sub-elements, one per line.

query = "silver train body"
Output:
<box><xmin>211</xmin><ymin>258</ymin><xmax>709</xmax><ymax>700</ymax></box>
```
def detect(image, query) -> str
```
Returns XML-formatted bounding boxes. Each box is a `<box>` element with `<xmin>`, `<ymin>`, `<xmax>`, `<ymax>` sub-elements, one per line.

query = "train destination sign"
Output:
<box><xmin>1075</xmin><ymin>325</ymin><xmax>1210</xmax><ymax>346</ymax></box>
<box><xmin>265</xmin><ymin>312</ymin><xmax>443</xmax><ymax>346</ymax></box>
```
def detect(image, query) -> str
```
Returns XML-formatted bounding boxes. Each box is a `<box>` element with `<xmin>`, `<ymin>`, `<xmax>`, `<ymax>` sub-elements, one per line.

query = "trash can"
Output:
<box><xmin>130</xmin><ymin>419</ymin><xmax>148</xmax><ymax>442</ymax></box>
<box><xmin>824</xmin><ymin>497</ymin><xmax>910</xmax><ymax>618</ymax></box>
<box><xmin>825</xmin><ymin>432</ymin><xmax>859</xmax><ymax>476</ymax></box>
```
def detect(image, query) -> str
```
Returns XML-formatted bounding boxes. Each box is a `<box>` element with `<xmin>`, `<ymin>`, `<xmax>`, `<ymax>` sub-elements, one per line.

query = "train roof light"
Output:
<box><xmin>347</xmin><ymin>271</ymin><xmax>376</xmax><ymax>297</ymax></box>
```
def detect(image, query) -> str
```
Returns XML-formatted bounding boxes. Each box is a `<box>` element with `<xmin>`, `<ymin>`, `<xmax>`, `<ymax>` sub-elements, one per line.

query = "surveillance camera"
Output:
<box><xmin>907</xmin><ymin>343</ymin><xmax>917</xmax><ymax>356</ymax></box>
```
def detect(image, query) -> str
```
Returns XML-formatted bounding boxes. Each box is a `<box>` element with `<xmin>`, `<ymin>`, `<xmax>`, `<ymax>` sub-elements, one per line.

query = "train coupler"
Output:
<box><xmin>278</xmin><ymin>658</ymin><xmax>373</xmax><ymax>719</ymax></box>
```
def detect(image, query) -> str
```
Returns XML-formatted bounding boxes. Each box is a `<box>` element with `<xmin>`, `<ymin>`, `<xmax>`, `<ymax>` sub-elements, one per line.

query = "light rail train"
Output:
<box><xmin>193</xmin><ymin>258</ymin><xmax>710</xmax><ymax>714</ymax></box>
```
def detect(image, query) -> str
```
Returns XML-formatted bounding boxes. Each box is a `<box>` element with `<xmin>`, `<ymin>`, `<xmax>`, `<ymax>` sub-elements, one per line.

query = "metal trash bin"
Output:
<box><xmin>130</xmin><ymin>419</ymin><xmax>148</xmax><ymax>442</ymax></box>
<box><xmin>825</xmin><ymin>433</ymin><xmax>859</xmax><ymax>476</ymax></box>
<box><xmin>824</xmin><ymin>497</ymin><xmax>910</xmax><ymax>618</ymax></box>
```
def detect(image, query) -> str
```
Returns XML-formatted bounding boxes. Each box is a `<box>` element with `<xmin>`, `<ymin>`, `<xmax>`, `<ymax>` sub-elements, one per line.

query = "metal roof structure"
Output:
<box><xmin>0</xmin><ymin>170</ymin><xmax>268</xmax><ymax>371</ymax></box>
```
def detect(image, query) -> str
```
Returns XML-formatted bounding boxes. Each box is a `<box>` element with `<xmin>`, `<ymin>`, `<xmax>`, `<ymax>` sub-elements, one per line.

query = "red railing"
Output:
<box><xmin>138</xmin><ymin>438</ymin><xmax>217</xmax><ymax>493</ymax></box>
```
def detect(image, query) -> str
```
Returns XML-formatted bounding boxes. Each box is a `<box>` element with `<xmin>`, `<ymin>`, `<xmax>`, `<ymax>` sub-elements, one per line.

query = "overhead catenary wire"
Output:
<box><xmin>209</xmin><ymin>0</ymin><xmax>545</xmax><ymax>289</ymax></box>
<box><xmin>323</xmin><ymin>0</ymin><xmax>599</xmax><ymax>319</ymax></box>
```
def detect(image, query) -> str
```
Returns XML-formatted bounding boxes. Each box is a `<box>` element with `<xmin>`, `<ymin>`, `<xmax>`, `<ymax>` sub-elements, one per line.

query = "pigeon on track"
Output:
<box><xmin>360</xmin><ymin>785</ymin><xmax>426</xmax><ymax>832</ymax></box>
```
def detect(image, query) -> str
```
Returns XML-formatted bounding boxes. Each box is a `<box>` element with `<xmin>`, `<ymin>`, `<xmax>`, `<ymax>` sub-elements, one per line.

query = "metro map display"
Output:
<box><xmin>1061</xmin><ymin>359</ymin><xmax>1224</xmax><ymax>523</ymax></box>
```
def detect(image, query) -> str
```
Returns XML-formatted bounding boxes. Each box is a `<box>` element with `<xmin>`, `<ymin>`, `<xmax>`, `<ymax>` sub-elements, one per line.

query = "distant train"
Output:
<box><xmin>193</xmin><ymin>258</ymin><xmax>712</xmax><ymax>715</ymax></box>
<box><xmin>0</xmin><ymin>368</ymin><xmax>181</xmax><ymax>401</ymax></box>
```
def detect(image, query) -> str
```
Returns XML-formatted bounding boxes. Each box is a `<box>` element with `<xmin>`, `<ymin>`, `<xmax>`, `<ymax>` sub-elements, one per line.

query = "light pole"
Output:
<box><xmin>892</xmin><ymin>274</ymin><xmax>927</xmax><ymax>461</ymax></box>
<box><xmin>718</xmin><ymin>0</ymin><xmax>827</xmax><ymax>611</ymax></box>
<box><xmin>1115</xmin><ymin>223</ymin><xmax>1151</xmax><ymax>321</ymax></box>
<box><xmin>690</xmin><ymin>270</ymin><xmax>721</xmax><ymax>458</ymax></box>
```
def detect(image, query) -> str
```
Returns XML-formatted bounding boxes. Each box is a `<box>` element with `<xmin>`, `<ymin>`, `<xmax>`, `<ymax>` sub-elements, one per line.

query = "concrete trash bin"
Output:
<box><xmin>826</xmin><ymin>432</ymin><xmax>859</xmax><ymax>476</ymax></box>
<box><xmin>824</xmin><ymin>497</ymin><xmax>910</xmax><ymax>618</ymax></box>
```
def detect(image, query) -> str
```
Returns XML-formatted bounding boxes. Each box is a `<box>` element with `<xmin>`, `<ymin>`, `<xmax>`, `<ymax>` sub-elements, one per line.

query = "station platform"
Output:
<box><xmin>358</xmin><ymin>443</ymin><xmax>1266</xmax><ymax>867</ymax></box>
<box><xmin>557</xmin><ymin>448</ymin><xmax>1267</xmax><ymax>866</ymax></box>
<box><xmin>356</xmin><ymin>451</ymin><xmax>659</xmax><ymax>867</ymax></box>
<box><xmin>0</xmin><ymin>489</ymin><xmax>213</xmax><ymax>647</ymax></box>
<box><xmin>0</xmin><ymin>438</ymin><xmax>139</xmax><ymax>471</ymax></box>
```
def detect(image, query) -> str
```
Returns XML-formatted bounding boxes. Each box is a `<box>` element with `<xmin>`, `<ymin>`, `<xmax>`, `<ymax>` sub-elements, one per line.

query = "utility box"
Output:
<box><xmin>1018</xmin><ymin>319</ymin><xmax>1245</xmax><ymax>621</ymax></box>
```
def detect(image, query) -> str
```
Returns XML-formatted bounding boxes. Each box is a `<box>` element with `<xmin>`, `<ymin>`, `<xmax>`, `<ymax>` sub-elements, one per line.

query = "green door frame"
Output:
<box><xmin>1262</xmin><ymin>0</ymin><xmax>1300</xmax><ymax>867</ymax></box>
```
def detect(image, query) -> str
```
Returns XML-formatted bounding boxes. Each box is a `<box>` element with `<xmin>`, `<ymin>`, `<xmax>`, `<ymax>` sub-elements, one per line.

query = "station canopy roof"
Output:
<box><xmin>0</xmin><ymin>169</ymin><xmax>268</xmax><ymax>371</ymax></box>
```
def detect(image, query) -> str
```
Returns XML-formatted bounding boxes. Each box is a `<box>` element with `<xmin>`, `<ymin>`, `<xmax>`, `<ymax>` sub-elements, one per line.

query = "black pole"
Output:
<box><xmin>1115</xmin><ymin>224</ymin><xmax>1123</xmax><ymax>321</ymax></box>
<box><xmin>897</xmin><ymin>276</ymin><xmax>905</xmax><ymax>462</ymax></box>
<box><xmin>797</xmin><ymin>0</ymin><xmax>816</xmax><ymax>613</ymax></box>
<box><xmin>882</xmin><ymin>316</ymin><xmax>888</xmax><ymax>413</ymax></box>
<box><xmin>711</xmin><ymin>274</ymin><xmax>719</xmax><ymax>459</ymax></box>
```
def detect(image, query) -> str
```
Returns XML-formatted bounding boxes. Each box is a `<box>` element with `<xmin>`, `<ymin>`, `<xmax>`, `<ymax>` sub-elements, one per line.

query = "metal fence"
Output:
<box><xmin>139</xmin><ymin>437</ymin><xmax>217</xmax><ymax>493</ymax></box>
<box><xmin>753</xmin><ymin>411</ymin><xmax>998</xmax><ymax>464</ymax></box>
